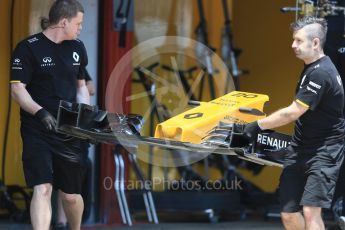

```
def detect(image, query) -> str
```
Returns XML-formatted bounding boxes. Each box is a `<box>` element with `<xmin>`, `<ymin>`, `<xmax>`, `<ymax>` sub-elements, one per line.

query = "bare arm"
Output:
<box><xmin>257</xmin><ymin>101</ymin><xmax>308</xmax><ymax>130</ymax></box>
<box><xmin>11</xmin><ymin>82</ymin><xmax>42</xmax><ymax>115</ymax></box>
<box><xmin>86</xmin><ymin>80</ymin><xmax>95</xmax><ymax>96</ymax></box>
<box><xmin>76</xmin><ymin>79</ymin><xmax>90</xmax><ymax>105</ymax></box>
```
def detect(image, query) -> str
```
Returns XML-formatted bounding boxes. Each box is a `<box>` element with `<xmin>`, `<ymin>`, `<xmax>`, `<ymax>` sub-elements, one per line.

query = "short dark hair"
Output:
<box><xmin>290</xmin><ymin>16</ymin><xmax>328</xmax><ymax>48</ymax></box>
<box><xmin>41</xmin><ymin>0</ymin><xmax>84</xmax><ymax>30</ymax></box>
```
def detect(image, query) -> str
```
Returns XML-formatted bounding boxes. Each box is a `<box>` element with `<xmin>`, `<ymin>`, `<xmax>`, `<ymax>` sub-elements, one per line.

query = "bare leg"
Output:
<box><xmin>56</xmin><ymin>192</ymin><xmax>68</xmax><ymax>226</ymax></box>
<box><xmin>303</xmin><ymin>206</ymin><xmax>325</xmax><ymax>230</ymax></box>
<box><xmin>59</xmin><ymin>190</ymin><xmax>84</xmax><ymax>230</ymax></box>
<box><xmin>281</xmin><ymin>212</ymin><xmax>305</xmax><ymax>230</ymax></box>
<box><xmin>30</xmin><ymin>183</ymin><xmax>53</xmax><ymax>230</ymax></box>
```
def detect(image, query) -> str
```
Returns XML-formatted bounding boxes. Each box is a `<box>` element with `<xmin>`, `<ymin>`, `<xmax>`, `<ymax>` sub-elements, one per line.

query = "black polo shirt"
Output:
<box><xmin>10</xmin><ymin>32</ymin><xmax>88</xmax><ymax>127</ymax></box>
<box><xmin>292</xmin><ymin>56</ymin><xmax>345</xmax><ymax>151</ymax></box>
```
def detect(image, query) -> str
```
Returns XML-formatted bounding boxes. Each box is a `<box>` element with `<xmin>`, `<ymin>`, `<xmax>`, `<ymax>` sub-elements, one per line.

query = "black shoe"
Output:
<box><xmin>52</xmin><ymin>223</ymin><xmax>68</xmax><ymax>230</ymax></box>
<box><xmin>338</xmin><ymin>216</ymin><xmax>345</xmax><ymax>230</ymax></box>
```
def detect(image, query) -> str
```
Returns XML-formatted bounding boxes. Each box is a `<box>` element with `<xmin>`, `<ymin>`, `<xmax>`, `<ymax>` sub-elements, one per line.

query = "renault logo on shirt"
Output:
<box><xmin>73</xmin><ymin>52</ymin><xmax>80</xmax><ymax>65</ymax></box>
<box><xmin>337</xmin><ymin>75</ymin><xmax>342</xmax><ymax>86</ymax></box>
<box><xmin>299</xmin><ymin>75</ymin><xmax>306</xmax><ymax>88</ymax></box>
<box><xmin>338</xmin><ymin>47</ymin><xmax>345</xmax><ymax>54</ymax></box>
<box><xmin>41</xmin><ymin>57</ymin><xmax>55</xmax><ymax>67</ymax></box>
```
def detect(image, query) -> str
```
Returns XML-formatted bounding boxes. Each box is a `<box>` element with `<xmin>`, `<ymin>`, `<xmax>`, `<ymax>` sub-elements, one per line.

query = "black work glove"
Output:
<box><xmin>243</xmin><ymin>121</ymin><xmax>262</xmax><ymax>142</ymax></box>
<box><xmin>35</xmin><ymin>108</ymin><xmax>57</xmax><ymax>132</ymax></box>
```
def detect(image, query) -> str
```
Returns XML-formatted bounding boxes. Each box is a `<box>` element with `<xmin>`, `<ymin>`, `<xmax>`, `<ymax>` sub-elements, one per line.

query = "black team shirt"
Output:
<box><xmin>10</xmin><ymin>32</ymin><xmax>88</xmax><ymax>129</ymax></box>
<box><xmin>292</xmin><ymin>56</ymin><xmax>345</xmax><ymax>152</ymax></box>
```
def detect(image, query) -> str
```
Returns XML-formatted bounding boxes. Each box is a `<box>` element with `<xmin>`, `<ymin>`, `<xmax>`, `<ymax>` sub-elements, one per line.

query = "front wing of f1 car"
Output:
<box><xmin>56</xmin><ymin>91</ymin><xmax>291</xmax><ymax>168</ymax></box>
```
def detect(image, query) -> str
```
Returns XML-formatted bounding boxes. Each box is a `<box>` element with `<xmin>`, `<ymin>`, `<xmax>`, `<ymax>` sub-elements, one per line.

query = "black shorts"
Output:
<box><xmin>21</xmin><ymin>125</ymin><xmax>86</xmax><ymax>194</ymax></box>
<box><xmin>279</xmin><ymin>144</ymin><xmax>344</xmax><ymax>212</ymax></box>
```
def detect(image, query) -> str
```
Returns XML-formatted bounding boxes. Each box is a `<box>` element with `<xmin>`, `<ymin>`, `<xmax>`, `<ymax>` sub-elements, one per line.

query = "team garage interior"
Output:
<box><xmin>1</xmin><ymin>0</ymin><xmax>344</xmax><ymax>229</ymax></box>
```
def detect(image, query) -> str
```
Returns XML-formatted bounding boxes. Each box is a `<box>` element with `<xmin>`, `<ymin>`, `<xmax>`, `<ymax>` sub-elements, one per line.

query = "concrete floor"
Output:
<box><xmin>0</xmin><ymin>220</ymin><xmax>284</xmax><ymax>230</ymax></box>
<box><xmin>84</xmin><ymin>221</ymin><xmax>284</xmax><ymax>230</ymax></box>
<box><xmin>0</xmin><ymin>210</ymin><xmax>341</xmax><ymax>230</ymax></box>
<box><xmin>1</xmin><ymin>218</ymin><xmax>342</xmax><ymax>230</ymax></box>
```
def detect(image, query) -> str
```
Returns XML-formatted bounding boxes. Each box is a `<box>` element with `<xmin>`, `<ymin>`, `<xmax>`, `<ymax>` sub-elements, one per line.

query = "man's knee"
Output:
<box><xmin>281</xmin><ymin>212</ymin><xmax>295</xmax><ymax>224</ymax></box>
<box><xmin>303</xmin><ymin>206</ymin><xmax>322</xmax><ymax>222</ymax></box>
<box><xmin>60</xmin><ymin>192</ymin><xmax>81</xmax><ymax>205</ymax></box>
<box><xmin>34</xmin><ymin>183</ymin><xmax>52</xmax><ymax>198</ymax></box>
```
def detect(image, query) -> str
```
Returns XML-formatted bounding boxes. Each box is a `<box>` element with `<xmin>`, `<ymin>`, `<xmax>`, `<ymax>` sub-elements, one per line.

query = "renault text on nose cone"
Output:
<box><xmin>257</xmin><ymin>133</ymin><xmax>290</xmax><ymax>149</ymax></box>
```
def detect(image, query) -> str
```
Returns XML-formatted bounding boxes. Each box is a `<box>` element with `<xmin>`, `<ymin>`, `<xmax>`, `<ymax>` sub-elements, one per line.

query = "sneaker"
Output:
<box><xmin>338</xmin><ymin>216</ymin><xmax>345</xmax><ymax>230</ymax></box>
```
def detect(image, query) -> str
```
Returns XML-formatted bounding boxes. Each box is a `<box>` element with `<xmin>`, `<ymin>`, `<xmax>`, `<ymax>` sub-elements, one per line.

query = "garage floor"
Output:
<box><xmin>1</xmin><ymin>215</ymin><xmax>341</xmax><ymax>230</ymax></box>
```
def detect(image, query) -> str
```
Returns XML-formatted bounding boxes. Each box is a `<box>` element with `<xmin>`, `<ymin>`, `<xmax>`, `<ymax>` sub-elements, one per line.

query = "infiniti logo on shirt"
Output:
<box><xmin>41</xmin><ymin>57</ymin><xmax>55</xmax><ymax>67</ymax></box>
<box><xmin>43</xmin><ymin>57</ymin><xmax>52</xmax><ymax>63</ymax></box>
<box><xmin>11</xmin><ymin>58</ymin><xmax>22</xmax><ymax>69</ymax></box>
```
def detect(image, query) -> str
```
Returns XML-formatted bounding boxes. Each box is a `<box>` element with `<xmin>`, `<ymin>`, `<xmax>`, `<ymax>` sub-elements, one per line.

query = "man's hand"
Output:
<box><xmin>243</xmin><ymin>121</ymin><xmax>262</xmax><ymax>142</ymax></box>
<box><xmin>35</xmin><ymin>108</ymin><xmax>57</xmax><ymax>131</ymax></box>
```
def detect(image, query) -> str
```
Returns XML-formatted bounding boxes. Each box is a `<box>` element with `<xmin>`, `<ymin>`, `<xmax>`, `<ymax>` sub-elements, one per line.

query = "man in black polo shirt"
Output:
<box><xmin>10</xmin><ymin>0</ymin><xmax>90</xmax><ymax>229</ymax></box>
<box><xmin>244</xmin><ymin>16</ymin><xmax>345</xmax><ymax>229</ymax></box>
<box><xmin>320</xmin><ymin>1</ymin><xmax>345</xmax><ymax>229</ymax></box>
